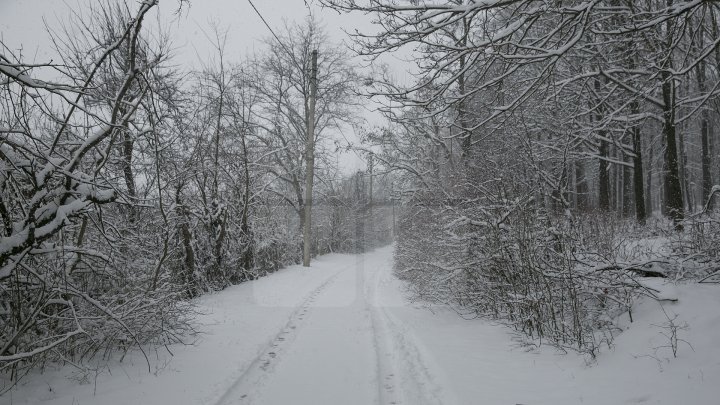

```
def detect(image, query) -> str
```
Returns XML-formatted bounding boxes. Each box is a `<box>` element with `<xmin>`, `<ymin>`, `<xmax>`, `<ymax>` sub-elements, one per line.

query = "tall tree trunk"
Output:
<box><xmin>661</xmin><ymin>72</ymin><xmax>684</xmax><ymax>227</ymax></box>
<box><xmin>628</xmin><ymin>49</ymin><xmax>646</xmax><ymax>222</ymax></box>
<box><xmin>122</xmin><ymin>129</ymin><xmax>137</xmax><ymax>222</ymax></box>
<box><xmin>677</xmin><ymin>126</ymin><xmax>692</xmax><ymax>212</ymax></box>
<box><xmin>661</xmin><ymin>0</ymin><xmax>684</xmax><ymax>228</ymax></box>
<box><xmin>612</xmin><ymin>146</ymin><xmax>620</xmax><ymax>212</ymax></box>
<box><xmin>120</xmin><ymin>37</ymin><xmax>137</xmax><ymax>223</ymax></box>
<box><xmin>697</xmin><ymin>53</ymin><xmax>713</xmax><ymax>208</ymax></box>
<box><xmin>210</xmin><ymin>56</ymin><xmax>227</xmax><ymax>280</ymax></box>
<box><xmin>596</xmin><ymin>79</ymin><xmax>610</xmax><ymax>211</ymax></box>
<box><xmin>598</xmin><ymin>140</ymin><xmax>610</xmax><ymax>211</ymax></box>
<box><xmin>176</xmin><ymin>187</ymin><xmax>197</xmax><ymax>298</ymax></box>
<box><xmin>678</xmin><ymin>78</ymin><xmax>693</xmax><ymax>212</ymax></box>
<box><xmin>645</xmin><ymin>138</ymin><xmax>653</xmax><ymax>216</ymax></box>
<box><xmin>632</xmin><ymin>100</ymin><xmax>646</xmax><ymax>223</ymax></box>
<box><xmin>623</xmin><ymin>155</ymin><xmax>633</xmax><ymax>217</ymax></box>
<box><xmin>213</xmin><ymin>204</ymin><xmax>227</xmax><ymax>277</ymax></box>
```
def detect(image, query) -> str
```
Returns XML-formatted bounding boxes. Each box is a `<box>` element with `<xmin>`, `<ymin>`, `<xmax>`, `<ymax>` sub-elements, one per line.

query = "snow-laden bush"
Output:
<box><xmin>395</xmin><ymin>194</ymin><xmax>646</xmax><ymax>356</ymax></box>
<box><xmin>669</xmin><ymin>190</ymin><xmax>720</xmax><ymax>283</ymax></box>
<box><xmin>0</xmin><ymin>203</ymin><xmax>195</xmax><ymax>390</ymax></box>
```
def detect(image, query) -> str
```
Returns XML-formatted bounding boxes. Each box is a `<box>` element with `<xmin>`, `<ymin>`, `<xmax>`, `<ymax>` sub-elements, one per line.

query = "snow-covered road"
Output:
<box><xmin>209</xmin><ymin>246</ymin><xmax>451</xmax><ymax>405</ymax></box>
<box><xmin>5</xmin><ymin>246</ymin><xmax>720</xmax><ymax>405</ymax></box>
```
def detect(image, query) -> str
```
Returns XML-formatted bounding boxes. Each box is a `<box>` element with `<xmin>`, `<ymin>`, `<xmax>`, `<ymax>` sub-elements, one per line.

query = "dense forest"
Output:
<box><xmin>2</xmin><ymin>0</ymin><xmax>720</xmax><ymax>391</ymax></box>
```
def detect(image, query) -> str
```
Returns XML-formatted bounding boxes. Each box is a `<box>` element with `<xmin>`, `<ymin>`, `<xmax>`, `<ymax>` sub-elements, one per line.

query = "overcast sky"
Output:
<box><xmin>0</xmin><ymin>0</ymin><xmax>371</xmax><ymax>65</ymax></box>
<box><xmin>0</xmin><ymin>0</ymin><xmax>400</xmax><ymax>172</ymax></box>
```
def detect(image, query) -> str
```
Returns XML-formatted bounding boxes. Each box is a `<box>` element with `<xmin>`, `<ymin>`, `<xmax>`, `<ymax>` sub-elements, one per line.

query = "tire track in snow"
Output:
<box><xmin>367</xmin><ymin>257</ymin><xmax>450</xmax><ymax>405</ymax></box>
<box><xmin>365</xmin><ymin>259</ymin><xmax>403</xmax><ymax>405</ymax></box>
<box><xmin>377</xmin><ymin>306</ymin><xmax>448</xmax><ymax>405</ymax></box>
<box><xmin>208</xmin><ymin>266</ymin><xmax>349</xmax><ymax>405</ymax></box>
<box><xmin>370</xmin><ymin>304</ymin><xmax>402</xmax><ymax>405</ymax></box>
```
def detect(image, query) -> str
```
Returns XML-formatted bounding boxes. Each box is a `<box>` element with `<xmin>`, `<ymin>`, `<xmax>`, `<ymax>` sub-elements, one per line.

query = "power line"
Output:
<box><xmin>246</xmin><ymin>0</ymin><xmax>360</xmax><ymax>163</ymax></box>
<box><xmin>245</xmin><ymin>0</ymin><xmax>304</xmax><ymax>72</ymax></box>
<box><xmin>245</xmin><ymin>2</ymin><xmax>363</xmax><ymax>169</ymax></box>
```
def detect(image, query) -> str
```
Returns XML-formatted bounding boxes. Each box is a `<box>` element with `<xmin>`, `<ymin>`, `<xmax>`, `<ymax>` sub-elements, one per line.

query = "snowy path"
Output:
<box><xmin>5</xmin><ymin>246</ymin><xmax>720</xmax><ymax>405</ymax></box>
<box><xmin>209</xmin><ymin>247</ymin><xmax>450</xmax><ymax>405</ymax></box>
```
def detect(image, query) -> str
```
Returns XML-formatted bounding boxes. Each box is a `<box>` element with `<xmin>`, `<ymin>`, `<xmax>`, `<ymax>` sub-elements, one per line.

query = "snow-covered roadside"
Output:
<box><xmin>2</xmin><ymin>253</ymin><xmax>359</xmax><ymax>405</ymax></box>
<box><xmin>4</xmin><ymin>246</ymin><xmax>719</xmax><ymax>405</ymax></box>
<box><xmin>377</xmin><ymin>251</ymin><xmax>720</xmax><ymax>405</ymax></box>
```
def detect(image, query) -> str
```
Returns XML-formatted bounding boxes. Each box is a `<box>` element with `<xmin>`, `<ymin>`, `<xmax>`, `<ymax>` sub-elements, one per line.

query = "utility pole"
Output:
<box><xmin>303</xmin><ymin>50</ymin><xmax>318</xmax><ymax>267</ymax></box>
<box><xmin>368</xmin><ymin>152</ymin><xmax>373</xmax><ymax>217</ymax></box>
<box><xmin>367</xmin><ymin>152</ymin><xmax>374</xmax><ymax>250</ymax></box>
<box><xmin>391</xmin><ymin>181</ymin><xmax>396</xmax><ymax>240</ymax></box>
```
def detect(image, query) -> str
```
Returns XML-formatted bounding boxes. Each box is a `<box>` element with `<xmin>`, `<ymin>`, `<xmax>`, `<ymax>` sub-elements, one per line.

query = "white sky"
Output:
<box><xmin>0</xmin><ymin>0</ymin><xmax>405</xmax><ymax>173</ymax></box>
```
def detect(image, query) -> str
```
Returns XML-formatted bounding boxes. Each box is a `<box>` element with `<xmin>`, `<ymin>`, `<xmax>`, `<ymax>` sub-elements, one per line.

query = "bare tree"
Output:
<box><xmin>253</xmin><ymin>16</ymin><xmax>360</xmax><ymax>259</ymax></box>
<box><xmin>0</xmin><ymin>0</ymin><xmax>192</xmax><ymax>386</ymax></box>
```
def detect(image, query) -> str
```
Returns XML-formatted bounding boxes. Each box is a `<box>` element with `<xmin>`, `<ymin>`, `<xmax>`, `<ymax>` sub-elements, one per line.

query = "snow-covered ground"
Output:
<box><xmin>3</xmin><ymin>246</ymin><xmax>719</xmax><ymax>404</ymax></box>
